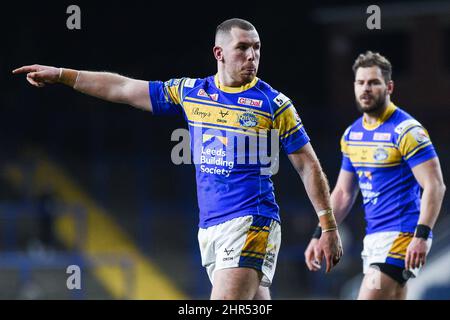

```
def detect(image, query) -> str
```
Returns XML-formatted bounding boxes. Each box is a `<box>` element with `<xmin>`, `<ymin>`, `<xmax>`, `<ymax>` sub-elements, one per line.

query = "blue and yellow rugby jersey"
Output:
<box><xmin>149</xmin><ymin>75</ymin><xmax>310</xmax><ymax>228</ymax></box>
<box><xmin>341</xmin><ymin>102</ymin><xmax>437</xmax><ymax>235</ymax></box>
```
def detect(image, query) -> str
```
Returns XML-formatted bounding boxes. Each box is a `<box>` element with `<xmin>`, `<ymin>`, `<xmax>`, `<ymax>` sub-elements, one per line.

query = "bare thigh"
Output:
<box><xmin>211</xmin><ymin>267</ymin><xmax>262</xmax><ymax>300</ymax></box>
<box><xmin>358</xmin><ymin>267</ymin><xmax>407</xmax><ymax>300</ymax></box>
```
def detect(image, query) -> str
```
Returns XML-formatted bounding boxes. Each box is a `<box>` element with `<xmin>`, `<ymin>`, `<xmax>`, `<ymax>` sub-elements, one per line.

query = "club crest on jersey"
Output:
<box><xmin>373</xmin><ymin>147</ymin><xmax>389</xmax><ymax>161</ymax></box>
<box><xmin>411</xmin><ymin>127</ymin><xmax>429</xmax><ymax>143</ymax></box>
<box><xmin>238</xmin><ymin>110</ymin><xmax>258</xmax><ymax>128</ymax></box>
<box><xmin>238</xmin><ymin>97</ymin><xmax>263</xmax><ymax>108</ymax></box>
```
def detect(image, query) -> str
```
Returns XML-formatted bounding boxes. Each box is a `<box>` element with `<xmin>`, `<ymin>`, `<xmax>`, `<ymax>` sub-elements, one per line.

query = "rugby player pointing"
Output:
<box><xmin>14</xmin><ymin>18</ymin><xmax>342</xmax><ymax>300</ymax></box>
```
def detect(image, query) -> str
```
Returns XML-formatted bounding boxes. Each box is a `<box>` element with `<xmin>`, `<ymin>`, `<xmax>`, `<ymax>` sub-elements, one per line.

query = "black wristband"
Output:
<box><xmin>312</xmin><ymin>225</ymin><xmax>322</xmax><ymax>239</ymax></box>
<box><xmin>414</xmin><ymin>224</ymin><xmax>431</xmax><ymax>240</ymax></box>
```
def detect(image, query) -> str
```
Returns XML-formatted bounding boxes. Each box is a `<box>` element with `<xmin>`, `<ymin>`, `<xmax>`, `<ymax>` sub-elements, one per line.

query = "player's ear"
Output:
<box><xmin>387</xmin><ymin>80</ymin><xmax>394</xmax><ymax>94</ymax></box>
<box><xmin>213</xmin><ymin>46</ymin><xmax>223</xmax><ymax>62</ymax></box>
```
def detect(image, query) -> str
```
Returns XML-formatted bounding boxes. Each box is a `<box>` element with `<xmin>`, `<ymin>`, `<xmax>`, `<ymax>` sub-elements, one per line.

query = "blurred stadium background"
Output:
<box><xmin>0</xmin><ymin>0</ymin><xmax>449</xmax><ymax>299</ymax></box>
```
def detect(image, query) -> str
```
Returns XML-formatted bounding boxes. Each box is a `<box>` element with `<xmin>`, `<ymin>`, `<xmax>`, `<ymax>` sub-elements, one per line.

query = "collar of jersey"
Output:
<box><xmin>214</xmin><ymin>74</ymin><xmax>259</xmax><ymax>93</ymax></box>
<box><xmin>362</xmin><ymin>102</ymin><xmax>397</xmax><ymax>130</ymax></box>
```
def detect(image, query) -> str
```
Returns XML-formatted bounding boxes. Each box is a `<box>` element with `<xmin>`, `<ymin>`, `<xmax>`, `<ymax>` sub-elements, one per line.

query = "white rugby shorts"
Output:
<box><xmin>198</xmin><ymin>215</ymin><xmax>281</xmax><ymax>287</ymax></box>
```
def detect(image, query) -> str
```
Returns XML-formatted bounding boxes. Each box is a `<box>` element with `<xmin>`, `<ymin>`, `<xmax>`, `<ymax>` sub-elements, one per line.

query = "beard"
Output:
<box><xmin>355</xmin><ymin>90</ymin><xmax>387</xmax><ymax>114</ymax></box>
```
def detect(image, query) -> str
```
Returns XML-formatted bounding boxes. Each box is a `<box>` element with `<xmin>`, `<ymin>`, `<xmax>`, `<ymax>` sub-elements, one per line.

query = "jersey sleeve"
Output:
<box><xmin>272</xmin><ymin>93</ymin><xmax>310</xmax><ymax>154</ymax></box>
<box><xmin>340</xmin><ymin>127</ymin><xmax>355</xmax><ymax>172</ymax></box>
<box><xmin>396</xmin><ymin>121</ymin><xmax>437</xmax><ymax>168</ymax></box>
<box><xmin>148</xmin><ymin>78</ymin><xmax>185</xmax><ymax>116</ymax></box>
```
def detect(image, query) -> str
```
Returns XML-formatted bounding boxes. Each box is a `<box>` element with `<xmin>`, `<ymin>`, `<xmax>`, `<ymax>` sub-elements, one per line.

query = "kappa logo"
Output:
<box><xmin>238</xmin><ymin>97</ymin><xmax>263</xmax><ymax>108</ymax></box>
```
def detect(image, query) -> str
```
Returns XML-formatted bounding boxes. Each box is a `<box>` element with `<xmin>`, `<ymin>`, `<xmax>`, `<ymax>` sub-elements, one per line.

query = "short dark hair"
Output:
<box><xmin>352</xmin><ymin>51</ymin><xmax>392</xmax><ymax>83</ymax></box>
<box><xmin>215</xmin><ymin>18</ymin><xmax>256</xmax><ymax>41</ymax></box>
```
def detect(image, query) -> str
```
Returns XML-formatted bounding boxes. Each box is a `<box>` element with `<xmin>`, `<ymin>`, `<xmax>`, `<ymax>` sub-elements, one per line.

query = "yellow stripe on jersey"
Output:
<box><xmin>164</xmin><ymin>81</ymin><xmax>182</xmax><ymax>105</ymax></box>
<box><xmin>279</xmin><ymin>123</ymin><xmax>303</xmax><ymax>140</ymax></box>
<box><xmin>351</xmin><ymin>162</ymin><xmax>401</xmax><ymax>168</ymax></box>
<box><xmin>273</xmin><ymin>100</ymin><xmax>291</xmax><ymax>118</ymax></box>
<box><xmin>341</xmin><ymin>145</ymin><xmax>402</xmax><ymax>166</ymax></box>
<box><xmin>387</xmin><ymin>232</ymin><xmax>414</xmax><ymax>260</ymax></box>
<box><xmin>183</xmin><ymin>96</ymin><xmax>272</xmax><ymax>118</ymax></box>
<box><xmin>345</xmin><ymin>141</ymin><xmax>396</xmax><ymax>147</ymax></box>
<box><xmin>397</xmin><ymin>126</ymin><xmax>432</xmax><ymax>158</ymax></box>
<box><xmin>405</xmin><ymin>142</ymin><xmax>433</xmax><ymax>160</ymax></box>
<box><xmin>183</xmin><ymin>101</ymin><xmax>272</xmax><ymax>131</ymax></box>
<box><xmin>273</xmin><ymin>104</ymin><xmax>302</xmax><ymax>137</ymax></box>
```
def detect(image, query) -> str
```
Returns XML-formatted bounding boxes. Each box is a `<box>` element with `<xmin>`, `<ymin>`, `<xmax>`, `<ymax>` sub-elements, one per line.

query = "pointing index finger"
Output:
<box><xmin>12</xmin><ymin>65</ymin><xmax>36</xmax><ymax>74</ymax></box>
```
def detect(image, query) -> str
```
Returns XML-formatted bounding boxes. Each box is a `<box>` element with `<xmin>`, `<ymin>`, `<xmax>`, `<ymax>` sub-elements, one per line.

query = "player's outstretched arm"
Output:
<box><xmin>12</xmin><ymin>64</ymin><xmax>152</xmax><ymax>112</ymax></box>
<box><xmin>288</xmin><ymin>143</ymin><xmax>343</xmax><ymax>273</ymax></box>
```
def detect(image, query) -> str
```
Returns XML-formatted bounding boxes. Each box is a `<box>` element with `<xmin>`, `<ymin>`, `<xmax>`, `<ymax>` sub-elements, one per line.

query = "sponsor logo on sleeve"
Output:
<box><xmin>394</xmin><ymin>119</ymin><xmax>421</xmax><ymax>134</ymax></box>
<box><xmin>273</xmin><ymin>93</ymin><xmax>289</xmax><ymax>107</ymax></box>
<box><xmin>184</xmin><ymin>78</ymin><xmax>196</xmax><ymax>88</ymax></box>
<box><xmin>164</xmin><ymin>78</ymin><xmax>181</xmax><ymax>87</ymax></box>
